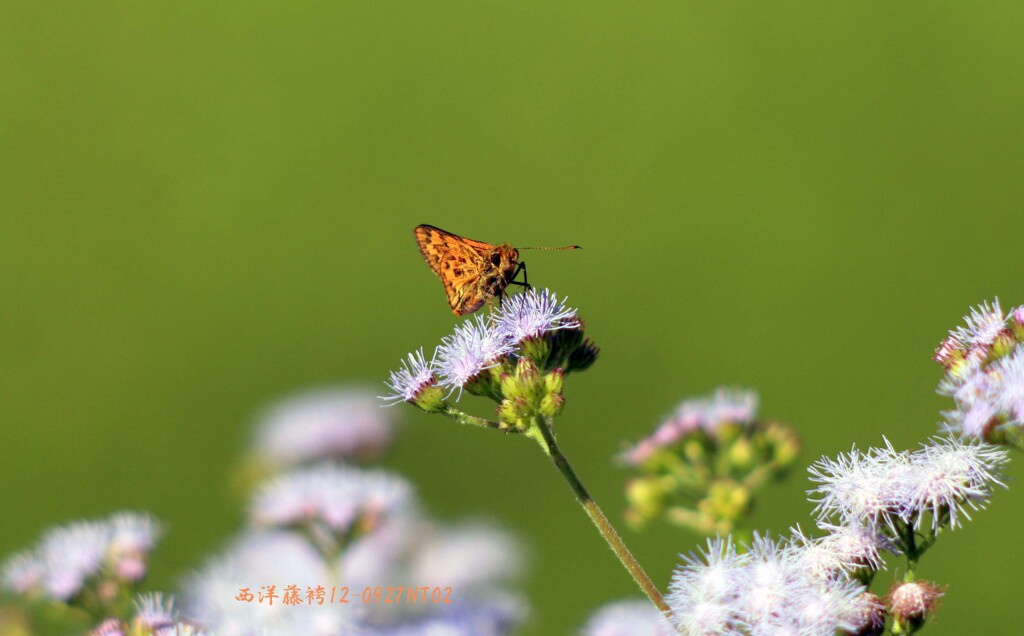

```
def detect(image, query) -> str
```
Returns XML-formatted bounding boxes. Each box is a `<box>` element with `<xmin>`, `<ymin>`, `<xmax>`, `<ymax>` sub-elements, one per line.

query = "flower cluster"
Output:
<box><xmin>580</xmin><ymin>599</ymin><xmax>676</xmax><ymax>636</ymax></box>
<box><xmin>381</xmin><ymin>288</ymin><xmax>596</xmax><ymax>415</ymax></box>
<box><xmin>182</xmin><ymin>393</ymin><xmax>527</xmax><ymax>636</ymax></box>
<box><xmin>1</xmin><ymin>391</ymin><xmax>526</xmax><ymax>636</ymax></box>
<box><xmin>665</xmin><ymin>534</ymin><xmax>883</xmax><ymax>635</ymax></box>
<box><xmin>935</xmin><ymin>298</ymin><xmax>1024</xmax><ymax>443</ymax></box>
<box><xmin>809</xmin><ymin>437</ymin><xmax>1007</xmax><ymax>535</ymax></box>
<box><xmin>620</xmin><ymin>388</ymin><xmax>800</xmax><ymax>534</ymax></box>
<box><xmin>249</xmin><ymin>388</ymin><xmax>396</xmax><ymax>468</ymax></box>
<box><xmin>2</xmin><ymin>512</ymin><xmax>161</xmax><ymax>606</ymax></box>
<box><xmin>89</xmin><ymin>593</ymin><xmax>206</xmax><ymax>636</ymax></box>
<box><xmin>804</xmin><ymin>436</ymin><xmax>1004</xmax><ymax>633</ymax></box>
<box><xmin>250</xmin><ymin>464</ymin><xmax>413</xmax><ymax>558</ymax></box>
<box><xmin>590</xmin><ymin>435</ymin><xmax>1004</xmax><ymax>636</ymax></box>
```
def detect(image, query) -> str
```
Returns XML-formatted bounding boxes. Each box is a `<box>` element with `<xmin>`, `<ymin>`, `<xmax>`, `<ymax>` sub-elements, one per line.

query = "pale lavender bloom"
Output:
<box><xmin>133</xmin><ymin>592</ymin><xmax>176</xmax><ymax>630</ymax></box>
<box><xmin>941</xmin><ymin>344</ymin><xmax>1024</xmax><ymax>438</ymax></box>
<box><xmin>1</xmin><ymin>551</ymin><xmax>44</xmax><ymax>594</ymax></box>
<box><xmin>988</xmin><ymin>346</ymin><xmax>1024</xmax><ymax>423</ymax></box>
<box><xmin>381</xmin><ymin>350</ymin><xmax>438</xmax><ymax>406</ymax></box>
<box><xmin>1013</xmin><ymin>306</ymin><xmax>1024</xmax><ymax>330</ymax></box>
<box><xmin>940</xmin><ymin>355</ymin><xmax>1000</xmax><ymax>438</ymax></box>
<box><xmin>410</xmin><ymin>523</ymin><xmax>523</xmax><ymax>590</ymax></box>
<box><xmin>940</xmin><ymin>369</ymin><xmax>999</xmax><ymax>438</ymax></box>
<box><xmin>338</xmin><ymin>512</ymin><xmax>419</xmax><ymax>589</ymax></box>
<box><xmin>38</xmin><ymin>521</ymin><xmax>113</xmax><ymax>599</ymax></box>
<box><xmin>903</xmin><ymin>437</ymin><xmax>1007</xmax><ymax>530</ymax></box>
<box><xmin>251</xmin><ymin>464</ymin><xmax>412</xmax><ymax>535</ymax></box>
<box><xmin>669</xmin><ymin>534</ymin><xmax>869</xmax><ymax>636</ymax></box>
<box><xmin>490</xmin><ymin>288</ymin><xmax>580</xmax><ymax>343</ymax></box>
<box><xmin>581</xmin><ymin>600</ymin><xmax>674</xmax><ymax>636</ymax></box>
<box><xmin>3</xmin><ymin>512</ymin><xmax>161</xmax><ymax>602</ymax></box>
<box><xmin>780</xmin><ymin>577</ymin><xmax>877</xmax><ymax>635</ymax></box>
<box><xmin>181</xmin><ymin>530</ymin><xmax>363</xmax><ymax>636</ymax></box>
<box><xmin>256</xmin><ymin>389</ymin><xmax>396</xmax><ymax>464</ymax></box>
<box><xmin>813</xmin><ymin>524</ymin><xmax>890</xmax><ymax>573</ymax></box>
<box><xmin>667</xmin><ymin>538</ymin><xmax>744</xmax><ymax>635</ymax></box>
<box><xmin>742</xmin><ymin>534</ymin><xmax>796</xmax><ymax>628</ymax></box>
<box><xmin>810</xmin><ymin>438</ymin><xmax>1005</xmax><ymax>536</ymax></box>
<box><xmin>622</xmin><ymin>389</ymin><xmax>759</xmax><ymax>465</ymax></box>
<box><xmin>807</xmin><ymin>441</ymin><xmax>916</xmax><ymax>530</ymax></box>
<box><xmin>90</xmin><ymin>619</ymin><xmax>127</xmax><ymax>636</ymax></box>
<box><xmin>949</xmin><ymin>299</ymin><xmax>1006</xmax><ymax>350</ymax></box>
<box><xmin>109</xmin><ymin>512</ymin><xmax>162</xmax><ymax>582</ymax></box>
<box><xmin>435</xmin><ymin>316</ymin><xmax>514</xmax><ymax>394</ymax></box>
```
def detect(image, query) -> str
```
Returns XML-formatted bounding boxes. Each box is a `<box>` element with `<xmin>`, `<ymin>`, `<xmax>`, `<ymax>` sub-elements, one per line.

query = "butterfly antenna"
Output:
<box><xmin>517</xmin><ymin>245</ymin><xmax>582</xmax><ymax>251</ymax></box>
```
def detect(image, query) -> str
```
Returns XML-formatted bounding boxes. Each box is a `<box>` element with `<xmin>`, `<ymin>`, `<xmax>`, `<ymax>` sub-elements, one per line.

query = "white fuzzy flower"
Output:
<box><xmin>490</xmin><ymin>288</ymin><xmax>580</xmax><ymax>343</ymax></box>
<box><xmin>251</xmin><ymin>464</ymin><xmax>412</xmax><ymax>536</ymax></box>
<box><xmin>256</xmin><ymin>389</ymin><xmax>396</xmax><ymax>464</ymax></box>
<box><xmin>902</xmin><ymin>437</ymin><xmax>1007</xmax><ymax>530</ymax></box>
<box><xmin>581</xmin><ymin>600</ymin><xmax>674</xmax><ymax>636</ymax></box>
<box><xmin>381</xmin><ymin>350</ymin><xmax>438</xmax><ymax>407</ymax></box>
<box><xmin>950</xmin><ymin>299</ymin><xmax>1006</xmax><ymax>350</ymax></box>
<box><xmin>435</xmin><ymin>316</ymin><xmax>514</xmax><ymax>394</ymax></box>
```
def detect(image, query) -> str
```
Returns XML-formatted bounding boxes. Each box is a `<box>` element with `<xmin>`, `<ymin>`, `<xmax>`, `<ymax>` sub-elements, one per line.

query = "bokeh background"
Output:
<box><xmin>3</xmin><ymin>2</ymin><xmax>1024</xmax><ymax>634</ymax></box>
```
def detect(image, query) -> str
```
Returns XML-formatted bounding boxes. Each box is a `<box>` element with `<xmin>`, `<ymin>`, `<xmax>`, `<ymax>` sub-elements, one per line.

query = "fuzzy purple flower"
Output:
<box><xmin>256</xmin><ymin>389</ymin><xmax>397</xmax><ymax>464</ymax></box>
<box><xmin>622</xmin><ymin>388</ymin><xmax>759</xmax><ymax>466</ymax></box>
<box><xmin>435</xmin><ymin>315</ymin><xmax>514</xmax><ymax>394</ymax></box>
<box><xmin>581</xmin><ymin>600</ymin><xmax>675</xmax><ymax>636</ymax></box>
<box><xmin>950</xmin><ymin>299</ymin><xmax>1007</xmax><ymax>351</ymax></box>
<box><xmin>809</xmin><ymin>438</ymin><xmax>1006</xmax><ymax>534</ymax></box>
<box><xmin>251</xmin><ymin>464</ymin><xmax>412</xmax><ymax>538</ymax></box>
<box><xmin>132</xmin><ymin>592</ymin><xmax>176</xmax><ymax>630</ymax></box>
<box><xmin>807</xmin><ymin>441</ymin><xmax>914</xmax><ymax>530</ymax></box>
<box><xmin>381</xmin><ymin>349</ymin><xmax>439</xmax><ymax>406</ymax></box>
<box><xmin>490</xmin><ymin>288</ymin><xmax>579</xmax><ymax>343</ymax></box>
<box><xmin>902</xmin><ymin>437</ymin><xmax>1007</xmax><ymax>531</ymax></box>
<box><xmin>2</xmin><ymin>512</ymin><xmax>162</xmax><ymax>602</ymax></box>
<box><xmin>667</xmin><ymin>533</ymin><xmax>871</xmax><ymax>635</ymax></box>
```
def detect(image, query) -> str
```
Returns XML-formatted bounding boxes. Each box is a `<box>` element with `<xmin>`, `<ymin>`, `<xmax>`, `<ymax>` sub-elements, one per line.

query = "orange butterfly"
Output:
<box><xmin>414</xmin><ymin>225</ymin><xmax>580</xmax><ymax>316</ymax></box>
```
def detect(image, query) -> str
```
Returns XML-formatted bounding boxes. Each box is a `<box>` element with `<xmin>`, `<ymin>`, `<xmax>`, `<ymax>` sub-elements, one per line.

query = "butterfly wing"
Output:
<box><xmin>414</xmin><ymin>225</ymin><xmax>494</xmax><ymax>315</ymax></box>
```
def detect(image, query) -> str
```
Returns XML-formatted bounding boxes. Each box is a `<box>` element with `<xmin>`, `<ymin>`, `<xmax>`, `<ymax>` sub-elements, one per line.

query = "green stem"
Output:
<box><xmin>531</xmin><ymin>416</ymin><xmax>671</xmax><ymax>616</ymax></box>
<box><xmin>441</xmin><ymin>405</ymin><xmax>517</xmax><ymax>432</ymax></box>
<box><xmin>740</xmin><ymin>462</ymin><xmax>778</xmax><ymax>490</ymax></box>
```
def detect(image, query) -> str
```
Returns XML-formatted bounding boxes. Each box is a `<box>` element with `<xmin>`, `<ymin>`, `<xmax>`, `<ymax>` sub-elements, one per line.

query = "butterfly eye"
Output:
<box><xmin>490</xmin><ymin>253</ymin><xmax>502</xmax><ymax>267</ymax></box>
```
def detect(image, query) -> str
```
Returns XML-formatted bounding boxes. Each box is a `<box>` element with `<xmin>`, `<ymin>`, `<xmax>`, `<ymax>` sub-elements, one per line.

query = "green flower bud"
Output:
<box><xmin>992</xmin><ymin>330</ymin><xmax>1016</xmax><ymax>358</ymax></box>
<box><xmin>539</xmin><ymin>392</ymin><xmax>565</xmax><ymax>417</ymax></box>
<box><xmin>497</xmin><ymin>398</ymin><xmax>518</xmax><ymax>426</ymax></box>
<box><xmin>1012</xmin><ymin>307</ymin><xmax>1024</xmax><ymax>341</ymax></box>
<box><xmin>496</xmin><ymin>398</ymin><xmax>533</xmax><ymax>432</ymax></box>
<box><xmin>565</xmin><ymin>338</ymin><xmax>599</xmax><ymax>373</ymax></box>
<box><xmin>625</xmin><ymin>476</ymin><xmax>670</xmax><ymax>526</ymax></box>
<box><xmin>888</xmin><ymin>581</ymin><xmax>943</xmax><ymax>634</ymax></box>
<box><xmin>544</xmin><ymin>368</ymin><xmax>565</xmax><ymax>396</ymax></box>
<box><xmin>463</xmin><ymin>369</ymin><xmax>500</xmax><ymax>401</ymax></box>
<box><xmin>499</xmin><ymin>372</ymin><xmax>519</xmax><ymax>400</ymax></box>
<box><xmin>727</xmin><ymin>437</ymin><xmax>756</xmax><ymax>473</ymax></box>
<box><xmin>411</xmin><ymin>383</ymin><xmax>447</xmax><ymax>413</ymax></box>
<box><xmin>549</xmin><ymin>324</ymin><xmax>585</xmax><ymax>369</ymax></box>
<box><xmin>682</xmin><ymin>437</ymin><xmax>708</xmax><ymax>464</ymax></box>
<box><xmin>715</xmin><ymin>421</ymin><xmax>744</xmax><ymax>444</ymax></box>
<box><xmin>703</xmin><ymin>479</ymin><xmax>751</xmax><ymax>522</ymax></box>
<box><xmin>515</xmin><ymin>357</ymin><xmax>543</xmax><ymax>402</ymax></box>
<box><xmin>519</xmin><ymin>334</ymin><xmax>552</xmax><ymax>367</ymax></box>
<box><xmin>763</xmin><ymin>421</ymin><xmax>801</xmax><ymax>468</ymax></box>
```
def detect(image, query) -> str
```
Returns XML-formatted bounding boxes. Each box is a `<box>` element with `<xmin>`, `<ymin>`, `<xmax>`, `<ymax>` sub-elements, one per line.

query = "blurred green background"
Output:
<box><xmin>3</xmin><ymin>1</ymin><xmax>1024</xmax><ymax>634</ymax></box>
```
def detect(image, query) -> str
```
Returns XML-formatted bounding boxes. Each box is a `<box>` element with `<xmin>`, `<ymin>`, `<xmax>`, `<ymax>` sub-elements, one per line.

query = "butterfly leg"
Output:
<box><xmin>507</xmin><ymin>261</ymin><xmax>531</xmax><ymax>290</ymax></box>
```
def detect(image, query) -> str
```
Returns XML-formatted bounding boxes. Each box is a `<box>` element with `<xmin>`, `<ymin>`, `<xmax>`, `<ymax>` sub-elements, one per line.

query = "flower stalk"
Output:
<box><xmin>529</xmin><ymin>414</ymin><xmax>670</xmax><ymax>615</ymax></box>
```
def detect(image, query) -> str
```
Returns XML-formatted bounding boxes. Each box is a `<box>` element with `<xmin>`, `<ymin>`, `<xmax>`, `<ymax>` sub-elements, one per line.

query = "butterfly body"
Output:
<box><xmin>414</xmin><ymin>224</ymin><xmax>522</xmax><ymax>315</ymax></box>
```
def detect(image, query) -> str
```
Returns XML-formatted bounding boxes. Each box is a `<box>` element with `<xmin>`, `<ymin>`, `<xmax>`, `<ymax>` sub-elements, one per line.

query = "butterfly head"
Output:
<box><xmin>489</xmin><ymin>244</ymin><xmax>520</xmax><ymax>283</ymax></box>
